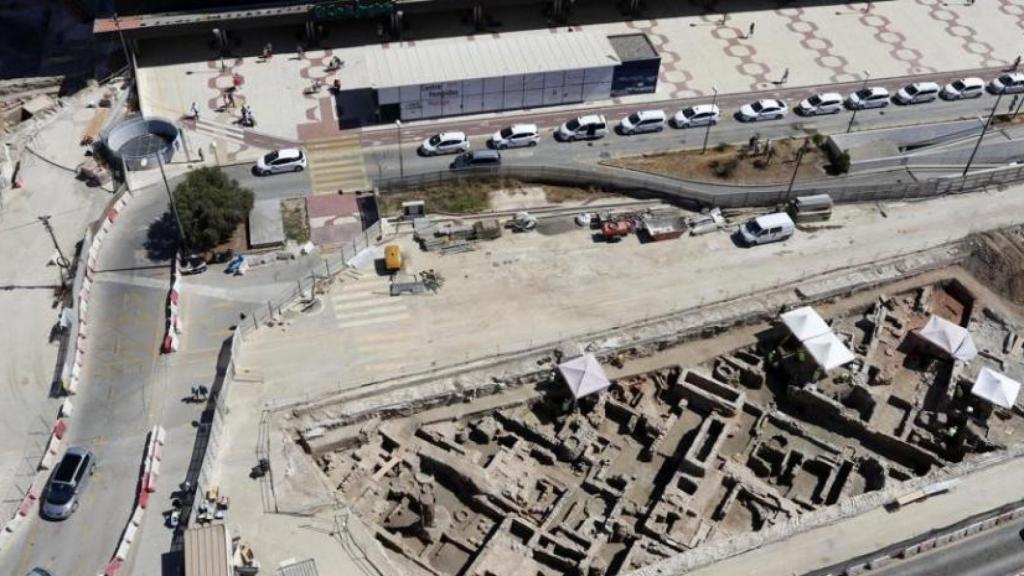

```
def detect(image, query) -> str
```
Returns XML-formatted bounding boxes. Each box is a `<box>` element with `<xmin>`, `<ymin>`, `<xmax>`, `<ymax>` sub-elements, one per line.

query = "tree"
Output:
<box><xmin>173</xmin><ymin>167</ymin><xmax>254</xmax><ymax>252</ymax></box>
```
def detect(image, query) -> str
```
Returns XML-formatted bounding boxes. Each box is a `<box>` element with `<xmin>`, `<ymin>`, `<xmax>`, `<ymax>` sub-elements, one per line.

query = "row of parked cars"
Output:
<box><xmin>417</xmin><ymin>73</ymin><xmax>1024</xmax><ymax>164</ymax></box>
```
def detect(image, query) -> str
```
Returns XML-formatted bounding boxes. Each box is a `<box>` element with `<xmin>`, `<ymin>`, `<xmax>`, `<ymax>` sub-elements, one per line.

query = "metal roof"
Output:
<box><xmin>276</xmin><ymin>558</ymin><xmax>320</xmax><ymax>576</ymax></box>
<box><xmin>184</xmin><ymin>524</ymin><xmax>232</xmax><ymax>576</ymax></box>
<box><xmin>366</xmin><ymin>32</ymin><xmax>620</xmax><ymax>89</ymax></box>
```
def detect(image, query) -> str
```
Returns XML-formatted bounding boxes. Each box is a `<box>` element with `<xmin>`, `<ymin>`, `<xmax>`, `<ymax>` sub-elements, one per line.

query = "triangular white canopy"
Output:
<box><xmin>558</xmin><ymin>354</ymin><xmax>611</xmax><ymax>400</ymax></box>
<box><xmin>917</xmin><ymin>315</ymin><xmax>978</xmax><ymax>362</ymax></box>
<box><xmin>972</xmin><ymin>367</ymin><xmax>1021</xmax><ymax>409</ymax></box>
<box><xmin>802</xmin><ymin>332</ymin><xmax>856</xmax><ymax>371</ymax></box>
<box><xmin>781</xmin><ymin>306</ymin><xmax>831</xmax><ymax>342</ymax></box>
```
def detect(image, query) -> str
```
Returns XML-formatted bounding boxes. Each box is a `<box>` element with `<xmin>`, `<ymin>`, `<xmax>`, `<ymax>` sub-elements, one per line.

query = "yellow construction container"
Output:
<box><xmin>384</xmin><ymin>244</ymin><xmax>402</xmax><ymax>272</ymax></box>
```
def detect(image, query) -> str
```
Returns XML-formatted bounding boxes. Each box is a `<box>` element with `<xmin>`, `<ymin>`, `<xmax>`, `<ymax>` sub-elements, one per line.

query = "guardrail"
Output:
<box><xmin>372</xmin><ymin>161</ymin><xmax>1024</xmax><ymax>209</ymax></box>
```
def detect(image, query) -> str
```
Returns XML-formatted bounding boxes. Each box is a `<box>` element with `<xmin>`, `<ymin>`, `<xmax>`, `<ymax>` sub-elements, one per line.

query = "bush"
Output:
<box><xmin>714</xmin><ymin>142</ymin><xmax>731</xmax><ymax>153</ymax></box>
<box><xmin>710</xmin><ymin>157</ymin><xmax>740</xmax><ymax>178</ymax></box>
<box><xmin>832</xmin><ymin>150</ymin><xmax>852</xmax><ymax>175</ymax></box>
<box><xmin>173</xmin><ymin>167</ymin><xmax>254</xmax><ymax>252</ymax></box>
<box><xmin>811</xmin><ymin>133</ymin><xmax>826</xmax><ymax>148</ymax></box>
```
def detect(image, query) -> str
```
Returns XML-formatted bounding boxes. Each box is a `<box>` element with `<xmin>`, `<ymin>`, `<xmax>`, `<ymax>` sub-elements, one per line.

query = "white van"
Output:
<box><xmin>618</xmin><ymin>109</ymin><xmax>666</xmax><ymax>135</ymax></box>
<box><xmin>557</xmin><ymin>114</ymin><xmax>608</xmax><ymax>141</ymax></box>
<box><xmin>894</xmin><ymin>82</ymin><xmax>940</xmax><ymax>104</ymax></box>
<box><xmin>738</xmin><ymin>212</ymin><xmax>795</xmax><ymax>246</ymax></box>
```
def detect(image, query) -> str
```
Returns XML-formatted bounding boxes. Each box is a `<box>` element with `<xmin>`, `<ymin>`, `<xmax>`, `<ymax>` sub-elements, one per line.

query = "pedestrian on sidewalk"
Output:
<box><xmin>296</xmin><ymin>44</ymin><xmax>305</xmax><ymax>60</ymax></box>
<box><xmin>228</xmin><ymin>91</ymin><xmax>236</xmax><ymax>109</ymax></box>
<box><xmin>189</xmin><ymin>101</ymin><xmax>199</xmax><ymax>120</ymax></box>
<box><xmin>780</xmin><ymin>68</ymin><xmax>789</xmax><ymax>84</ymax></box>
<box><xmin>747</xmin><ymin>22</ymin><xmax>755</xmax><ymax>38</ymax></box>
<box><xmin>262</xmin><ymin>42</ymin><xmax>273</xmax><ymax>60</ymax></box>
<box><xmin>1014</xmin><ymin>55</ymin><xmax>1022</xmax><ymax>71</ymax></box>
<box><xmin>232</xmin><ymin>72</ymin><xmax>242</xmax><ymax>90</ymax></box>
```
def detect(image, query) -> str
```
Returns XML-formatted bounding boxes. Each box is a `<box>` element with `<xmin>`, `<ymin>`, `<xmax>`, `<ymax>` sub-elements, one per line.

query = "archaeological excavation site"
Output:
<box><xmin>268</xmin><ymin>228</ymin><xmax>1024</xmax><ymax>576</ymax></box>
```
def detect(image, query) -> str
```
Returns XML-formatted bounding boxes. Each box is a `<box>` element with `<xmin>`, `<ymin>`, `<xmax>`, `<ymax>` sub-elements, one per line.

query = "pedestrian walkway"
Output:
<box><xmin>305</xmin><ymin>131</ymin><xmax>369</xmax><ymax>194</ymax></box>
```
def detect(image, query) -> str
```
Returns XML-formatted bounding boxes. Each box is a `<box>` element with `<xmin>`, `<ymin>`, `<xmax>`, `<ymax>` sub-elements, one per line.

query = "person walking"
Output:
<box><xmin>189</xmin><ymin>101</ymin><xmax>199</xmax><ymax>120</ymax></box>
<box><xmin>262</xmin><ymin>42</ymin><xmax>273</xmax><ymax>60</ymax></box>
<box><xmin>747</xmin><ymin>22</ymin><xmax>755</xmax><ymax>38</ymax></box>
<box><xmin>1014</xmin><ymin>55</ymin><xmax>1022</xmax><ymax>71</ymax></box>
<box><xmin>227</xmin><ymin>90</ymin><xmax>236</xmax><ymax>108</ymax></box>
<box><xmin>780</xmin><ymin>68</ymin><xmax>789</xmax><ymax>84</ymax></box>
<box><xmin>232</xmin><ymin>72</ymin><xmax>242</xmax><ymax>90</ymax></box>
<box><xmin>296</xmin><ymin>44</ymin><xmax>305</xmax><ymax>60</ymax></box>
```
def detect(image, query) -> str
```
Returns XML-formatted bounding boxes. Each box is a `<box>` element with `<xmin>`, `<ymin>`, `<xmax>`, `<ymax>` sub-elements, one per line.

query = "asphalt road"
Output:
<box><xmin>0</xmin><ymin>165</ymin><xmax>313</xmax><ymax>576</ymax></box>
<box><xmin>365</xmin><ymin>71</ymin><xmax>1019</xmax><ymax>180</ymax></box>
<box><xmin>868</xmin><ymin>521</ymin><xmax>1024</xmax><ymax>576</ymax></box>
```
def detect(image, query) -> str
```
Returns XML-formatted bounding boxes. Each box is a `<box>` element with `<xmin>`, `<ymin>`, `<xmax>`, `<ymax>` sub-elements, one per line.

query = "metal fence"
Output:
<box><xmin>371</xmin><ymin>162</ymin><xmax>1024</xmax><ymax>209</ymax></box>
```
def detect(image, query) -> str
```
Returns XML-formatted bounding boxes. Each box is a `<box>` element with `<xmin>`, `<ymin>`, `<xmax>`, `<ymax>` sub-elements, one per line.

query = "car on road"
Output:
<box><xmin>254</xmin><ymin>148</ymin><xmax>306</xmax><ymax>176</ymax></box>
<box><xmin>419</xmin><ymin>131</ymin><xmax>470</xmax><ymax>156</ymax></box>
<box><xmin>556</xmin><ymin>114</ymin><xmax>608</xmax><ymax>141</ymax></box>
<box><xmin>894</xmin><ymin>81</ymin><xmax>940</xmax><ymax>104</ymax></box>
<box><xmin>846</xmin><ymin>87</ymin><xmax>890</xmax><ymax>110</ymax></box>
<box><xmin>941</xmin><ymin>77</ymin><xmax>985</xmax><ymax>100</ymax></box>
<box><xmin>41</xmin><ymin>447</ymin><xmax>95</xmax><ymax>520</ymax></box>
<box><xmin>736</xmin><ymin>99</ymin><xmax>788</xmax><ymax>122</ymax></box>
<box><xmin>737</xmin><ymin>212</ymin><xmax>795</xmax><ymax>247</ymax></box>
<box><xmin>671</xmin><ymin>104</ymin><xmax>720</xmax><ymax>128</ymax></box>
<box><xmin>179</xmin><ymin>254</ymin><xmax>208</xmax><ymax>275</ymax></box>
<box><xmin>989</xmin><ymin>72</ymin><xmax>1024</xmax><ymax>94</ymax></box>
<box><xmin>450</xmin><ymin>149</ymin><xmax>501</xmax><ymax>171</ymax></box>
<box><xmin>617</xmin><ymin>109</ymin><xmax>667</xmax><ymax>135</ymax></box>
<box><xmin>796</xmin><ymin>92</ymin><xmax>843</xmax><ymax>116</ymax></box>
<box><xmin>489</xmin><ymin>124</ymin><xmax>540</xmax><ymax>149</ymax></box>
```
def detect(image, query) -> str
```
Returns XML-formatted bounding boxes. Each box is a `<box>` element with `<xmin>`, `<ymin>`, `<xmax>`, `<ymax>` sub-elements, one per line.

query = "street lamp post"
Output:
<box><xmin>395</xmin><ymin>119</ymin><xmax>405</xmax><ymax>182</ymax></box>
<box><xmin>846</xmin><ymin>71</ymin><xmax>870</xmax><ymax>134</ymax></box>
<box><xmin>38</xmin><ymin>215</ymin><xmax>70</xmax><ymax>286</ymax></box>
<box><xmin>701</xmin><ymin>86</ymin><xmax>719</xmax><ymax>154</ymax></box>
<box><xmin>151</xmin><ymin>154</ymin><xmax>190</xmax><ymax>254</ymax></box>
<box><xmin>112</xmin><ymin>13</ymin><xmax>133</xmax><ymax>80</ymax></box>
<box><xmin>962</xmin><ymin>89</ymin><xmax>1006</xmax><ymax>178</ymax></box>
<box><xmin>786</xmin><ymin>138</ymin><xmax>811</xmax><ymax>196</ymax></box>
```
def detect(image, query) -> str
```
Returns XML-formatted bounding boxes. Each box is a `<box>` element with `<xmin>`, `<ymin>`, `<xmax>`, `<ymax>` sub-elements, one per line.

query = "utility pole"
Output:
<box><xmin>962</xmin><ymin>90</ymin><xmax>1005</xmax><ymax>178</ymax></box>
<box><xmin>39</xmin><ymin>215</ymin><xmax>69</xmax><ymax>285</ymax></box>
<box><xmin>846</xmin><ymin>70</ymin><xmax>870</xmax><ymax>134</ymax></box>
<box><xmin>701</xmin><ymin>86</ymin><xmax>719</xmax><ymax>154</ymax></box>
<box><xmin>112</xmin><ymin>13</ymin><xmax>133</xmax><ymax>80</ymax></box>
<box><xmin>155</xmin><ymin>154</ymin><xmax>190</xmax><ymax>254</ymax></box>
<box><xmin>786</xmin><ymin>138</ymin><xmax>811</xmax><ymax>195</ymax></box>
<box><xmin>395</xmin><ymin>119</ymin><xmax>405</xmax><ymax>182</ymax></box>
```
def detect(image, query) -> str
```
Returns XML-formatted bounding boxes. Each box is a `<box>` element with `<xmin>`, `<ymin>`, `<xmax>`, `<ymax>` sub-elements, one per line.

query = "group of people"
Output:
<box><xmin>239</xmin><ymin>104</ymin><xmax>256</xmax><ymax>127</ymax></box>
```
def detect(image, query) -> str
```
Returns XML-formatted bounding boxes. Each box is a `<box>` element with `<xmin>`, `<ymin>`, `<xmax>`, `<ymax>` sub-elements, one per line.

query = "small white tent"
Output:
<box><xmin>971</xmin><ymin>367</ymin><xmax>1021</xmax><ymax>409</ymax></box>
<box><xmin>558</xmin><ymin>354</ymin><xmax>611</xmax><ymax>400</ymax></box>
<box><xmin>917</xmin><ymin>315</ymin><xmax>978</xmax><ymax>362</ymax></box>
<box><xmin>802</xmin><ymin>332</ymin><xmax>856</xmax><ymax>371</ymax></box>
<box><xmin>781</xmin><ymin>306</ymin><xmax>831</xmax><ymax>342</ymax></box>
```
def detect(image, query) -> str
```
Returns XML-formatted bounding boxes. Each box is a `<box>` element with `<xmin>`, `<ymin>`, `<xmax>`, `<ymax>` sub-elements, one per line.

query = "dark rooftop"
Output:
<box><xmin>608</xmin><ymin>33</ymin><xmax>659</xmax><ymax>61</ymax></box>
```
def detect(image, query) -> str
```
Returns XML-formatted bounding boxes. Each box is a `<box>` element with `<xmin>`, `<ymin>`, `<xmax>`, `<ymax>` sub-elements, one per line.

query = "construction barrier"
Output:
<box><xmin>102</xmin><ymin>425</ymin><xmax>165</xmax><ymax>572</ymax></box>
<box><xmin>161</xmin><ymin>255</ymin><xmax>183</xmax><ymax>354</ymax></box>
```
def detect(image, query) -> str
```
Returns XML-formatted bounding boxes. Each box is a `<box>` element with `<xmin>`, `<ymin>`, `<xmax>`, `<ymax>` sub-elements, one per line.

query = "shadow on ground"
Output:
<box><xmin>145</xmin><ymin>212</ymin><xmax>181</xmax><ymax>261</ymax></box>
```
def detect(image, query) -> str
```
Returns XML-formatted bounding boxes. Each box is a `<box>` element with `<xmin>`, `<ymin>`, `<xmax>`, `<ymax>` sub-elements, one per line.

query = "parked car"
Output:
<box><xmin>41</xmin><ymin>447</ymin><xmax>95</xmax><ymax>520</ymax></box>
<box><xmin>556</xmin><ymin>114</ymin><xmax>608</xmax><ymax>141</ymax></box>
<box><xmin>737</xmin><ymin>99</ymin><xmax>788</xmax><ymax>122</ymax></box>
<box><xmin>894</xmin><ymin>81</ymin><xmax>940</xmax><ymax>104</ymax></box>
<box><xmin>941</xmin><ymin>77</ymin><xmax>985</xmax><ymax>100</ymax></box>
<box><xmin>489</xmin><ymin>124</ymin><xmax>540</xmax><ymax>149</ymax></box>
<box><xmin>617</xmin><ymin>109</ymin><xmax>667</xmax><ymax>135</ymax></box>
<box><xmin>796</xmin><ymin>92</ymin><xmax>843</xmax><ymax>116</ymax></box>
<box><xmin>846</xmin><ymin>87</ymin><xmax>890</xmax><ymax>109</ymax></box>
<box><xmin>737</xmin><ymin>212</ymin><xmax>795</xmax><ymax>247</ymax></box>
<box><xmin>26</xmin><ymin>569</ymin><xmax>55</xmax><ymax>576</ymax></box>
<box><xmin>989</xmin><ymin>72</ymin><xmax>1024</xmax><ymax>94</ymax></box>
<box><xmin>419</xmin><ymin>131</ymin><xmax>470</xmax><ymax>156</ymax></box>
<box><xmin>450</xmin><ymin>149</ymin><xmax>502</xmax><ymax>170</ymax></box>
<box><xmin>254</xmin><ymin>148</ymin><xmax>306</xmax><ymax>176</ymax></box>
<box><xmin>179</xmin><ymin>254</ymin><xmax>208</xmax><ymax>276</ymax></box>
<box><xmin>671</xmin><ymin>104</ymin><xmax>720</xmax><ymax>128</ymax></box>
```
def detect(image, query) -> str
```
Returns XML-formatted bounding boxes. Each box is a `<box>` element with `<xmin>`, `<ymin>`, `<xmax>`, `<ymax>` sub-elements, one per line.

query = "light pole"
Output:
<box><xmin>701</xmin><ymin>86</ymin><xmax>719</xmax><ymax>154</ymax></box>
<box><xmin>962</xmin><ymin>89</ymin><xmax>1005</xmax><ymax>178</ymax></box>
<box><xmin>786</xmin><ymin>138</ymin><xmax>811</xmax><ymax>196</ymax></box>
<box><xmin>846</xmin><ymin>70</ymin><xmax>869</xmax><ymax>134</ymax></box>
<box><xmin>38</xmin><ymin>215</ymin><xmax>70</xmax><ymax>286</ymax></box>
<box><xmin>146</xmin><ymin>154</ymin><xmax>190</xmax><ymax>253</ymax></box>
<box><xmin>112</xmin><ymin>13</ymin><xmax>133</xmax><ymax>80</ymax></box>
<box><xmin>394</xmin><ymin>119</ymin><xmax>405</xmax><ymax>182</ymax></box>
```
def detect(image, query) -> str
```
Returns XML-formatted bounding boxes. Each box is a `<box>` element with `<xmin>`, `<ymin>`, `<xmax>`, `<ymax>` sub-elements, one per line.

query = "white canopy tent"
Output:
<box><xmin>916</xmin><ymin>315</ymin><xmax>978</xmax><ymax>362</ymax></box>
<box><xmin>781</xmin><ymin>306</ymin><xmax>831</xmax><ymax>342</ymax></box>
<box><xmin>802</xmin><ymin>332</ymin><xmax>856</xmax><ymax>371</ymax></box>
<box><xmin>972</xmin><ymin>367</ymin><xmax>1021</xmax><ymax>409</ymax></box>
<box><xmin>558</xmin><ymin>354</ymin><xmax>611</xmax><ymax>400</ymax></box>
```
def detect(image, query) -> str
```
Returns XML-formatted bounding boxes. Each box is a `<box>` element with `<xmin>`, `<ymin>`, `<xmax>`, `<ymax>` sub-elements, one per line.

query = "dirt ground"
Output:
<box><xmin>604</xmin><ymin>137</ymin><xmax>830</xmax><ymax>184</ymax></box>
<box><xmin>379</xmin><ymin>180</ymin><xmax>616</xmax><ymax>216</ymax></box>
<box><xmin>281</xmin><ymin>197</ymin><xmax>309</xmax><ymax>243</ymax></box>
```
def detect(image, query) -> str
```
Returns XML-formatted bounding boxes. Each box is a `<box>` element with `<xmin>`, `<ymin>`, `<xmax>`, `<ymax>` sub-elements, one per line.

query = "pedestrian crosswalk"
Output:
<box><xmin>329</xmin><ymin>273</ymin><xmax>425</xmax><ymax>376</ymax></box>
<box><xmin>306</xmin><ymin>131</ymin><xmax>370</xmax><ymax>195</ymax></box>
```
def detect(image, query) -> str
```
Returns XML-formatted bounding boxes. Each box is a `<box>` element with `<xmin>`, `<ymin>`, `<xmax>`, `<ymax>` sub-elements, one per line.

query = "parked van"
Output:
<box><xmin>989</xmin><ymin>72</ymin><xmax>1024</xmax><ymax>95</ymax></box>
<box><xmin>557</xmin><ymin>114</ymin><xmax>608</xmax><ymax>141</ymax></box>
<box><xmin>618</xmin><ymin>109</ymin><xmax>666</xmax><ymax>135</ymax></box>
<box><xmin>942</xmin><ymin>77</ymin><xmax>985</xmax><ymax>100</ymax></box>
<box><xmin>384</xmin><ymin>245</ymin><xmax>402</xmax><ymax>272</ymax></box>
<box><xmin>737</xmin><ymin>212</ymin><xmax>795</xmax><ymax>246</ymax></box>
<box><xmin>894</xmin><ymin>82</ymin><xmax>940</xmax><ymax>104</ymax></box>
<box><xmin>450</xmin><ymin>149</ymin><xmax>501</xmax><ymax>170</ymax></box>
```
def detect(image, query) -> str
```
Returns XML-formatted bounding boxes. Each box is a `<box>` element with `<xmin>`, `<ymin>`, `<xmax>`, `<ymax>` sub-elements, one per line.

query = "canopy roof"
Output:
<box><xmin>802</xmin><ymin>332</ymin><xmax>856</xmax><ymax>371</ymax></box>
<box><xmin>972</xmin><ymin>367</ymin><xmax>1021</xmax><ymax>409</ymax></box>
<box><xmin>559</xmin><ymin>354</ymin><xmax>611</xmax><ymax>400</ymax></box>
<box><xmin>917</xmin><ymin>315</ymin><xmax>977</xmax><ymax>361</ymax></box>
<box><xmin>781</xmin><ymin>306</ymin><xmax>831</xmax><ymax>342</ymax></box>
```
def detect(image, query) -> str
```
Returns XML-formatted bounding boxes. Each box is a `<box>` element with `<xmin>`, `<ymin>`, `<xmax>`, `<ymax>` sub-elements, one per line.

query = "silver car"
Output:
<box><xmin>42</xmin><ymin>447</ymin><xmax>95</xmax><ymax>520</ymax></box>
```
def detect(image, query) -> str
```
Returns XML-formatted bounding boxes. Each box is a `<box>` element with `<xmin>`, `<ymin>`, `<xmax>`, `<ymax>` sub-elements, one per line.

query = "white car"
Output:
<box><xmin>490</xmin><ymin>124</ymin><xmax>540</xmax><ymax>149</ymax></box>
<box><xmin>846</xmin><ymin>87</ymin><xmax>890</xmax><ymax>110</ymax></box>
<box><xmin>796</xmin><ymin>92</ymin><xmax>843</xmax><ymax>116</ymax></box>
<box><xmin>254</xmin><ymin>148</ymin><xmax>306</xmax><ymax>175</ymax></box>
<box><xmin>420</xmin><ymin>132</ymin><xmax>470</xmax><ymax>156</ymax></box>
<box><xmin>618</xmin><ymin>109</ymin><xmax>667</xmax><ymax>135</ymax></box>
<box><xmin>989</xmin><ymin>72</ymin><xmax>1024</xmax><ymax>94</ymax></box>
<box><xmin>737</xmin><ymin>99</ymin><xmax>788</xmax><ymax>122</ymax></box>
<box><xmin>557</xmin><ymin>114</ymin><xmax>608</xmax><ymax>141</ymax></box>
<box><xmin>894</xmin><ymin>81</ymin><xmax>940</xmax><ymax>105</ymax></box>
<box><xmin>671</xmin><ymin>104</ymin><xmax>720</xmax><ymax>128</ymax></box>
<box><xmin>942</xmin><ymin>77</ymin><xmax>985</xmax><ymax>100</ymax></box>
